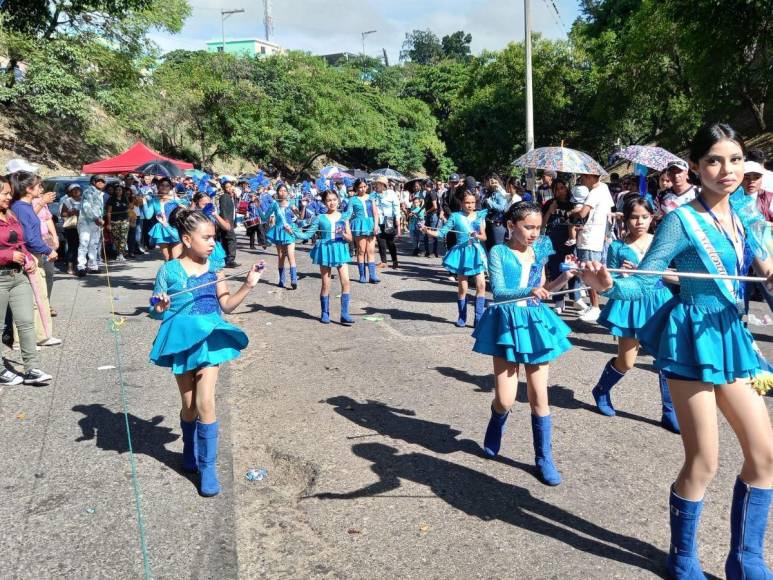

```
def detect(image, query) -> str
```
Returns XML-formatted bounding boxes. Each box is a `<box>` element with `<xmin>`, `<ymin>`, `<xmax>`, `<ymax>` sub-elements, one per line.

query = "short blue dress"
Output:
<box><xmin>437</xmin><ymin>211</ymin><xmax>488</xmax><ymax>276</ymax></box>
<box><xmin>598</xmin><ymin>239</ymin><xmax>673</xmax><ymax>338</ymax></box>
<box><xmin>604</xmin><ymin>206</ymin><xmax>761</xmax><ymax>384</ymax></box>
<box><xmin>149</xmin><ymin>260</ymin><xmax>248</xmax><ymax>374</ymax></box>
<box><xmin>473</xmin><ymin>237</ymin><xmax>572</xmax><ymax>364</ymax></box>
<box><xmin>147</xmin><ymin>198</ymin><xmax>182</xmax><ymax>245</ymax></box>
<box><xmin>349</xmin><ymin>195</ymin><xmax>377</xmax><ymax>237</ymax></box>
<box><xmin>294</xmin><ymin>213</ymin><xmax>351</xmax><ymax>267</ymax></box>
<box><xmin>259</xmin><ymin>201</ymin><xmax>296</xmax><ymax>246</ymax></box>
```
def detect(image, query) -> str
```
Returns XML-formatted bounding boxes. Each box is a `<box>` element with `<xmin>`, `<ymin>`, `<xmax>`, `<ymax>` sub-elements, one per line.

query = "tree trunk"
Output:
<box><xmin>741</xmin><ymin>88</ymin><xmax>767</xmax><ymax>132</ymax></box>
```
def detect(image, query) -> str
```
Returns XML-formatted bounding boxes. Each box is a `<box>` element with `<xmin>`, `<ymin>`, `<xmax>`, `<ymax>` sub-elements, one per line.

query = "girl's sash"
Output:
<box><xmin>674</xmin><ymin>205</ymin><xmax>741</xmax><ymax>311</ymax></box>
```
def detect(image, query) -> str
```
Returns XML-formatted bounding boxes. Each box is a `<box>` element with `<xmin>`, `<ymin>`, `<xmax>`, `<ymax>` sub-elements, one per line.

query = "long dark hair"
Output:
<box><xmin>9</xmin><ymin>171</ymin><xmax>41</xmax><ymax>201</ymax></box>
<box><xmin>622</xmin><ymin>195</ymin><xmax>655</xmax><ymax>222</ymax></box>
<box><xmin>689</xmin><ymin>123</ymin><xmax>745</xmax><ymax>164</ymax></box>
<box><xmin>352</xmin><ymin>178</ymin><xmax>367</xmax><ymax>194</ymax></box>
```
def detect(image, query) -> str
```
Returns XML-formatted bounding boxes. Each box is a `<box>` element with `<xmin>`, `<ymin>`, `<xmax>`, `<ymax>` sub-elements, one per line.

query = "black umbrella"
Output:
<box><xmin>134</xmin><ymin>160</ymin><xmax>184</xmax><ymax>178</ymax></box>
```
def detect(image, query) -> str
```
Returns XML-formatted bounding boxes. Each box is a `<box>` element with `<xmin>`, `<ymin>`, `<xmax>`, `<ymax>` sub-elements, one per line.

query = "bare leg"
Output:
<box><xmin>175</xmin><ymin>371</ymin><xmax>197</xmax><ymax>422</ymax></box>
<box><xmin>524</xmin><ymin>363</ymin><xmax>550</xmax><ymax>417</ymax></box>
<box><xmin>474</xmin><ymin>272</ymin><xmax>486</xmax><ymax>297</ymax></box>
<box><xmin>614</xmin><ymin>337</ymin><xmax>640</xmax><ymax>373</ymax></box>
<box><xmin>338</xmin><ymin>265</ymin><xmax>350</xmax><ymax>294</ymax></box>
<box><xmin>320</xmin><ymin>267</ymin><xmax>332</xmax><ymax>296</ymax></box>
<box><xmin>457</xmin><ymin>275</ymin><xmax>468</xmax><ymax>300</ymax></box>
<box><xmin>492</xmin><ymin>356</ymin><xmax>519</xmax><ymax>413</ymax></box>
<box><xmin>194</xmin><ymin>366</ymin><xmax>220</xmax><ymax>424</ymax></box>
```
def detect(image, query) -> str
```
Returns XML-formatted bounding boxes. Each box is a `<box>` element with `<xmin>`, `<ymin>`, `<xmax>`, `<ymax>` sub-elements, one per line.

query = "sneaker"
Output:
<box><xmin>88</xmin><ymin>267</ymin><xmax>99</xmax><ymax>274</ymax></box>
<box><xmin>564</xmin><ymin>239</ymin><xmax>576</xmax><ymax>247</ymax></box>
<box><xmin>138</xmin><ymin>247</ymin><xmax>148</xmax><ymax>254</ymax></box>
<box><xmin>0</xmin><ymin>368</ymin><xmax>23</xmax><ymax>385</ymax></box>
<box><xmin>574</xmin><ymin>298</ymin><xmax>588</xmax><ymax>312</ymax></box>
<box><xmin>116</xmin><ymin>254</ymin><xmax>127</xmax><ymax>263</ymax></box>
<box><xmin>579</xmin><ymin>306</ymin><xmax>601</xmax><ymax>323</ymax></box>
<box><xmin>23</xmin><ymin>368</ymin><xmax>52</xmax><ymax>385</ymax></box>
<box><xmin>38</xmin><ymin>337</ymin><xmax>63</xmax><ymax>347</ymax></box>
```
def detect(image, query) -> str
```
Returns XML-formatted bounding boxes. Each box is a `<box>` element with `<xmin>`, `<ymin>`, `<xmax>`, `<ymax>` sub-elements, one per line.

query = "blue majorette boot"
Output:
<box><xmin>358</xmin><ymin>262</ymin><xmax>367</xmax><ymax>284</ymax></box>
<box><xmin>725</xmin><ymin>477</ymin><xmax>773</xmax><ymax>580</ymax></box>
<box><xmin>473</xmin><ymin>296</ymin><xmax>486</xmax><ymax>327</ymax></box>
<box><xmin>320</xmin><ymin>295</ymin><xmax>330</xmax><ymax>324</ymax></box>
<box><xmin>530</xmin><ymin>414</ymin><xmax>561</xmax><ymax>486</ymax></box>
<box><xmin>455</xmin><ymin>298</ymin><xmax>467</xmax><ymax>328</ymax></box>
<box><xmin>341</xmin><ymin>293</ymin><xmax>355</xmax><ymax>325</ymax></box>
<box><xmin>367</xmin><ymin>262</ymin><xmax>380</xmax><ymax>284</ymax></box>
<box><xmin>278</xmin><ymin>267</ymin><xmax>286</xmax><ymax>288</ymax></box>
<box><xmin>196</xmin><ymin>420</ymin><xmax>221</xmax><ymax>497</ymax></box>
<box><xmin>666</xmin><ymin>487</ymin><xmax>707</xmax><ymax>579</ymax></box>
<box><xmin>483</xmin><ymin>406</ymin><xmax>509</xmax><ymax>458</ymax></box>
<box><xmin>591</xmin><ymin>358</ymin><xmax>625</xmax><ymax>417</ymax></box>
<box><xmin>290</xmin><ymin>266</ymin><xmax>298</xmax><ymax>290</ymax></box>
<box><xmin>180</xmin><ymin>416</ymin><xmax>197</xmax><ymax>473</ymax></box>
<box><xmin>659</xmin><ymin>371</ymin><xmax>681</xmax><ymax>434</ymax></box>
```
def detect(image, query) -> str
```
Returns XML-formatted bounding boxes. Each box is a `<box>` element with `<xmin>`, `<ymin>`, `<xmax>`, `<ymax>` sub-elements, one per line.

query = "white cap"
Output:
<box><xmin>67</xmin><ymin>183</ymin><xmax>82</xmax><ymax>192</ymax></box>
<box><xmin>744</xmin><ymin>161</ymin><xmax>765</xmax><ymax>175</ymax></box>
<box><xmin>5</xmin><ymin>158</ymin><xmax>39</xmax><ymax>175</ymax></box>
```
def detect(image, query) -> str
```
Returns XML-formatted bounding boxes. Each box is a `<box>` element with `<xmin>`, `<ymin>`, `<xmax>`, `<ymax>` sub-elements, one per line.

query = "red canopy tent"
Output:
<box><xmin>82</xmin><ymin>141</ymin><xmax>194</xmax><ymax>174</ymax></box>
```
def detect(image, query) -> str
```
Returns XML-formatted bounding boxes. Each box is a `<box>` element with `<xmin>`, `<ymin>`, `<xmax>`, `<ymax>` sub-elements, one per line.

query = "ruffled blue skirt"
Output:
<box><xmin>148</xmin><ymin>222</ymin><xmax>179</xmax><ymax>245</ymax></box>
<box><xmin>150</xmin><ymin>312</ymin><xmax>248</xmax><ymax>375</ymax></box>
<box><xmin>638</xmin><ymin>297</ymin><xmax>759</xmax><ymax>384</ymax></box>
<box><xmin>443</xmin><ymin>242</ymin><xmax>487</xmax><ymax>276</ymax></box>
<box><xmin>266</xmin><ymin>224</ymin><xmax>296</xmax><ymax>246</ymax></box>
<box><xmin>598</xmin><ymin>283</ymin><xmax>673</xmax><ymax>338</ymax></box>
<box><xmin>472</xmin><ymin>303</ymin><xmax>572</xmax><ymax>364</ymax></box>
<box><xmin>311</xmin><ymin>240</ymin><xmax>351</xmax><ymax>268</ymax></box>
<box><xmin>350</xmin><ymin>217</ymin><xmax>376</xmax><ymax>237</ymax></box>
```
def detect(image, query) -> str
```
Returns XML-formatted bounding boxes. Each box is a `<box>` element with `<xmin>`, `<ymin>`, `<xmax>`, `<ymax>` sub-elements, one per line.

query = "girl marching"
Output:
<box><xmin>472</xmin><ymin>201</ymin><xmax>576</xmax><ymax>485</ymax></box>
<box><xmin>591</xmin><ymin>196</ymin><xmax>680</xmax><ymax>433</ymax></box>
<box><xmin>348</xmin><ymin>178</ymin><xmax>381</xmax><ymax>284</ymax></box>
<box><xmin>259</xmin><ymin>183</ymin><xmax>299</xmax><ymax>289</ymax></box>
<box><xmin>150</xmin><ymin>208</ymin><xmax>263</xmax><ymax>497</ymax></box>
<box><xmin>144</xmin><ymin>177</ymin><xmax>183</xmax><ymax>262</ymax></box>
<box><xmin>293</xmin><ymin>189</ymin><xmax>356</xmax><ymax>325</ymax></box>
<box><xmin>422</xmin><ymin>191</ymin><xmax>488</xmax><ymax>327</ymax></box>
<box><xmin>582</xmin><ymin>124</ymin><xmax>773</xmax><ymax>579</ymax></box>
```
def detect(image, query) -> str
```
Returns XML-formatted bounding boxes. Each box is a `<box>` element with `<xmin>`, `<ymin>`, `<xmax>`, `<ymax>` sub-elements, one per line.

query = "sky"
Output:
<box><xmin>149</xmin><ymin>0</ymin><xmax>583</xmax><ymax>62</ymax></box>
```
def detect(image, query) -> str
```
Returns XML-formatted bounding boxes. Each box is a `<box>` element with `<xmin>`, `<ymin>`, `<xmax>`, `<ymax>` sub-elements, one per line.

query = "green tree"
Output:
<box><xmin>441</xmin><ymin>31</ymin><xmax>473</xmax><ymax>61</ymax></box>
<box><xmin>400</xmin><ymin>29</ymin><xmax>444</xmax><ymax>64</ymax></box>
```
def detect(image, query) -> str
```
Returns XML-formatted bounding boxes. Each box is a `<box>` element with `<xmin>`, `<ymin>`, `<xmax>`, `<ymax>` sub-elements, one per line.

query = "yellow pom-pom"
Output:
<box><xmin>751</xmin><ymin>372</ymin><xmax>773</xmax><ymax>396</ymax></box>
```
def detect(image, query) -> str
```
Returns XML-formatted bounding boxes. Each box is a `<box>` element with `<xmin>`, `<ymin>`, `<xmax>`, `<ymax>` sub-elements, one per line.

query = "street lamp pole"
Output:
<box><xmin>361</xmin><ymin>30</ymin><xmax>377</xmax><ymax>55</ymax></box>
<box><xmin>221</xmin><ymin>8</ymin><xmax>245</xmax><ymax>52</ymax></box>
<box><xmin>524</xmin><ymin>0</ymin><xmax>534</xmax><ymax>153</ymax></box>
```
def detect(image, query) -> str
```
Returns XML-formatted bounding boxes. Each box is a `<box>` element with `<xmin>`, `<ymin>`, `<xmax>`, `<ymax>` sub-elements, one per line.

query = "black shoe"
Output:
<box><xmin>226</xmin><ymin>262</ymin><xmax>241</xmax><ymax>269</ymax></box>
<box><xmin>433</xmin><ymin>253</ymin><xmax>439</xmax><ymax>258</ymax></box>
<box><xmin>291</xmin><ymin>282</ymin><xmax>297</xmax><ymax>290</ymax></box>
<box><xmin>76</xmin><ymin>269</ymin><xmax>87</xmax><ymax>277</ymax></box>
<box><xmin>424</xmin><ymin>252</ymin><xmax>430</xmax><ymax>258</ymax></box>
<box><xmin>23</xmin><ymin>368</ymin><xmax>52</xmax><ymax>386</ymax></box>
<box><xmin>392</xmin><ymin>261</ymin><xmax>399</xmax><ymax>269</ymax></box>
<box><xmin>412</xmin><ymin>249</ymin><xmax>420</xmax><ymax>256</ymax></box>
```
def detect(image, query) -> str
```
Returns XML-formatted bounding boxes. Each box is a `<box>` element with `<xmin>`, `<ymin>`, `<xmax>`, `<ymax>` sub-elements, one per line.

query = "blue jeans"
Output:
<box><xmin>423</xmin><ymin>213</ymin><xmax>439</xmax><ymax>254</ymax></box>
<box><xmin>571</xmin><ymin>248</ymin><xmax>604</xmax><ymax>301</ymax></box>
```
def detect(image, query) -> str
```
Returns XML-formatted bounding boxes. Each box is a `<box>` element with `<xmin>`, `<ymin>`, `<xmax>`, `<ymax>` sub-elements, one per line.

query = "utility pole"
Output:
<box><xmin>263</xmin><ymin>0</ymin><xmax>273</xmax><ymax>42</ymax></box>
<box><xmin>361</xmin><ymin>30</ymin><xmax>377</xmax><ymax>55</ymax></box>
<box><xmin>221</xmin><ymin>8</ymin><xmax>245</xmax><ymax>52</ymax></box>
<box><xmin>524</xmin><ymin>0</ymin><xmax>534</xmax><ymax>153</ymax></box>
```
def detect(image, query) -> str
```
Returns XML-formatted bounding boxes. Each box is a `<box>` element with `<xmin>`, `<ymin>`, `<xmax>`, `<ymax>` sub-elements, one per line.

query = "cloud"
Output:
<box><xmin>150</xmin><ymin>0</ymin><xmax>578</xmax><ymax>61</ymax></box>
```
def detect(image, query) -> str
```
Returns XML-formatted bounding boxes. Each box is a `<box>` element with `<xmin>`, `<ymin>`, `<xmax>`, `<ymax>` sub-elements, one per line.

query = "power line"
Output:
<box><xmin>540</xmin><ymin>0</ymin><xmax>567</xmax><ymax>34</ymax></box>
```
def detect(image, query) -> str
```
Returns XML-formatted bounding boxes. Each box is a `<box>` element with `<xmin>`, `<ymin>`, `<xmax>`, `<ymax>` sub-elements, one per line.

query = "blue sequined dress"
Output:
<box><xmin>294</xmin><ymin>213</ymin><xmax>351</xmax><ymax>267</ymax></box>
<box><xmin>259</xmin><ymin>201</ymin><xmax>296</xmax><ymax>246</ymax></box>
<box><xmin>603</xmin><ymin>206</ymin><xmax>760</xmax><ymax>384</ymax></box>
<box><xmin>149</xmin><ymin>260</ymin><xmax>248</xmax><ymax>374</ymax></box>
<box><xmin>147</xmin><ymin>198</ymin><xmax>182</xmax><ymax>245</ymax></box>
<box><xmin>437</xmin><ymin>211</ymin><xmax>488</xmax><ymax>276</ymax></box>
<box><xmin>472</xmin><ymin>237</ymin><xmax>572</xmax><ymax>364</ymax></box>
<box><xmin>597</xmin><ymin>239</ymin><xmax>673</xmax><ymax>338</ymax></box>
<box><xmin>349</xmin><ymin>195</ymin><xmax>377</xmax><ymax>237</ymax></box>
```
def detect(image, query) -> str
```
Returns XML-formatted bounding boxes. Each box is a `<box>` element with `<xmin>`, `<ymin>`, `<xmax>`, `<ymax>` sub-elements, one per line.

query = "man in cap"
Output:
<box><xmin>218</xmin><ymin>177</ymin><xmax>239</xmax><ymax>268</ymax></box>
<box><xmin>658</xmin><ymin>159</ymin><xmax>699</xmax><ymax>216</ymax></box>
<box><xmin>78</xmin><ymin>175</ymin><xmax>107</xmax><ymax>275</ymax></box>
<box><xmin>537</xmin><ymin>170</ymin><xmax>556</xmax><ymax>207</ymax></box>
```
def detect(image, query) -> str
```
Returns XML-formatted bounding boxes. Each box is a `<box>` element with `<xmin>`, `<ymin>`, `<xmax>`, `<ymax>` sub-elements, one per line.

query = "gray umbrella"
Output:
<box><xmin>134</xmin><ymin>160</ymin><xmax>185</xmax><ymax>178</ymax></box>
<box><xmin>370</xmin><ymin>168</ymin><xmax>406</xmax><ymax>182</ymax></box>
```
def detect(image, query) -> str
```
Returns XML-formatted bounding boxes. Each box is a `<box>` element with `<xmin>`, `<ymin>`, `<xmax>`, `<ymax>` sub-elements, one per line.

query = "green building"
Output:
<box><xmin>205</xmin><ymin>38</ymin><xmax>284</xmax><ymax>57</ymax></box>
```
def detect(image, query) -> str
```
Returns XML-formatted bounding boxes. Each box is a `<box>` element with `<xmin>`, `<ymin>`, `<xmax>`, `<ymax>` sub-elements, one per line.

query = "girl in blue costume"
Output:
<box><xmin>422</xmin><ymin>192</ymin><xmax>489</xmax><ymax>327</ymax></box>
<box><xmin>592</xmin><ymin>196</ymin><xmax>680</xmax><ymax>433</ymax></box>
<box><xmin>472</xmin><ymin>201</ymin><xmax>576</xmax><ymax>486</ymax></box>
<box><xmin>150</xmin><ymin>208</ymin><xmax>263</xmax><ymax>497</ymax></box>
<box><xmin>293</xmin><ymin>189</ymin><xmax>355</xmax><ymax>325</ymax></box>
<box><xmin>144</xmin><ymin>177</ymin><xmax>183</xmax><ymax>261</ymax></box>
<box><xmin>582</xmin><ymin>124</ymin><xmax>773</xmax><ymax>580</ymax></box>
<box><xmin>259</xmin><ymin>183</ymin><xmax>299</xmax><ymax>289</ymax></box>
<box><xmin>348</xmin><ymin>178</ymin><xmax>381</xmax><ymax>284</ymax></box>
<box><xmin>191</xmin><ymin>192</ymin><xmax>228</xmax><ymax>271</ymax></box>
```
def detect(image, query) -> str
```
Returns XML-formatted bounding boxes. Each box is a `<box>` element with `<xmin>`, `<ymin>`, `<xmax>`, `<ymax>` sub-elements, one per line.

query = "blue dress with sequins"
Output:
<box><xmin>472</xmin><ymin>237</ymin><xmax>572</xmax><ymax>364</ymax></box>
<box><xmin>437</xmin><ymin>212</ymin><xmax>488</xmax><ymax>276</ymax></box>
<box><xmin>294</xmin><ymin>214</ymin><xmax>351</xmax><ymax>267</ymax></box>
<box><xmin>149</xmin><ymin>260</ymin><xmax>248</xmax><ymax>374</ymax></box>
<box><xmin>603</xmin><ymin>206</ymin><xmax>760</xmax><ymax>384</ymax></box>
<box><xmin>349</xmin><ymin>195</ymin><xmax>377</xmax><ymax>237</ymax></box>
<box><xmin>259</xmin><ymin>201</ymin><xmax>296</xmax><ymax>246</ymax></box>
<box><xmin>597</xmin><ymin>239</ymin><xmax>673</xmax><ymax>338</ymax></box>
<box><xmin>147</xmin><ymin>199</ymin><xmax>182</xmax><ymax>245</ymax></box>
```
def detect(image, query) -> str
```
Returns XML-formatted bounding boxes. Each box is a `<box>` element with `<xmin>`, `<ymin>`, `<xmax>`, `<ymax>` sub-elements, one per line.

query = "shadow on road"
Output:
<box><xmin>433</xmin><ymin>365</ymin><xmax>493</xmax><ymax>392</ymax></box>
<box><xmin>361</xmin><ymin>305</ymin><xmax>453</xmax><ymax>325</ymax></box>
<box><xmin>549</xmin><ymin>385</ymin><xmax>666</xmax><ymax>430</ymax></box>
<box><xmin>313</xmin><ymin>441</ymin><xmax>668</xmax><ymax>576</ymax></box>
<box><xmin>71</xmin><ymin>404</ymin><xmax>196</xmax><ymax>486</ymax></box>
<box><xmin>247</xmin><ymin>303</ymin><xmax>318</xmax><ymax>321</ymax></box>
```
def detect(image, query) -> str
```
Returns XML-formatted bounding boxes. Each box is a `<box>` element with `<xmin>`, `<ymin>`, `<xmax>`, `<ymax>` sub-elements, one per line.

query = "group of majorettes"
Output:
<box><xmin>148</xmin><ymin>123</ymin><xmax>772</xmax><ymax>579</ymax></box>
